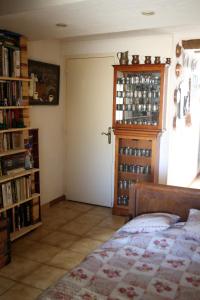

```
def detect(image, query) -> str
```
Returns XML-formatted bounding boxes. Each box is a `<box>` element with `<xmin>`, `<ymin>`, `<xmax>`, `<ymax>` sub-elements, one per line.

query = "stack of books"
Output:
<box><xmin>0</xmin><ymin>153</ymin><xmax>25</xmax><ymax>176</ymax></box>
<box><xmin>0</xmin><ymin>109</ymin><xmax>25</xmax><ymax>129</ymax></box>
<box><xmin>0</xmin><ymin>132</ymin><xmax>24</xmax><ymax>152</ymax></box>
<box><xmin>0</xmin><ymin>81</ymin><xmax>23</xmax><ymax>106</ymax></box>
<box><xmin>0</xmin><ymin>175</ymin><xmax>32</xmax><ymax>209</ymax></box>
<box><xmin>6</xmin><ymin>203</ymin><xmax>32</xmax><ymax>232</ymax></box>
<box><xmin>0</xmin><ymin>30</ymin><xmax>21</xmax><ymax>77</ymax></box>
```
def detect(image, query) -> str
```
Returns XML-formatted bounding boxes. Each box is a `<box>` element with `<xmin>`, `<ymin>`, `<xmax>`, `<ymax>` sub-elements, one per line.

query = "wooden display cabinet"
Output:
<box><xmin>113</xmin><ymin>131</ymin><xmax>161</xmax><ymax>216</ymax></box>
<box><xmin>112</xmin><ymin>64</ymin><xmax>166</xmax><ymax>133</ymax></box>
<box><xmin>112</xmin><ymin>64</ymin><xmax>167</xmax><ymax>216</ymax></box>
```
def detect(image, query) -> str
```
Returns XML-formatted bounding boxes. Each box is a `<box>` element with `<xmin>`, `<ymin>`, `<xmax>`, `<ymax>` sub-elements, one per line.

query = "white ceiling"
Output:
<box><xmin>0</xmin><ymin>0</ymin><xmax>200</xmax><ymax>40</ymax></box>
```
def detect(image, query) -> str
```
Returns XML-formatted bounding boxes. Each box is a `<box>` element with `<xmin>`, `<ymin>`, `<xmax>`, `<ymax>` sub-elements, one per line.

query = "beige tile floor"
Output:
<box><xmin>0</xmin><ymin>200</ymin><xmax>126</xmax><ymax>300</ymax></box>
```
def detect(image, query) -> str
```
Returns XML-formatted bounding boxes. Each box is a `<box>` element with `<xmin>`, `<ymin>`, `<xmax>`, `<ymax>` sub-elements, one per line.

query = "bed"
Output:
<box><xmin>38</xmin><ymin>183</ymin><xmax>200</xmax><ymax>300</ymax></box>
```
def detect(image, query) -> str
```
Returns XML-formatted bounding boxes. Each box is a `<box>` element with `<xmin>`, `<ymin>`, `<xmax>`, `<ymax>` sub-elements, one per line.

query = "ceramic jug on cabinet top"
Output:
<box><xmin>144</xmin><ymin>56</ymin><xmax>151</xmax><ymax>64</ymax></box>
<box><xmin>132</xmin><ymin>55</ymin><xmax>140</xmax><ymax>64</ymax></box>
<box><xmin>117</xmin><ymin>51</ymin><xmax>129</xmax><ymax>65</ymax></box>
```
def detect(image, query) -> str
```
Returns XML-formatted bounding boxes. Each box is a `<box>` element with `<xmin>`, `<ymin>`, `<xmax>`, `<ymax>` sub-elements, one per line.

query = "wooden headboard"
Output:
<box><xmin>129</xmin><ymin>183</ymin><xmax>200</xmax><ymax>221</ymax></box>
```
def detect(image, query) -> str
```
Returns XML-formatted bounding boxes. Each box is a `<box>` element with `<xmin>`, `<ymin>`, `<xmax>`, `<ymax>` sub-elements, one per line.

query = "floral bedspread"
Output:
<box><xmin>38</xmin><ymin>225</ymin><xmax>200</xmax><ymax>299</ymax></box>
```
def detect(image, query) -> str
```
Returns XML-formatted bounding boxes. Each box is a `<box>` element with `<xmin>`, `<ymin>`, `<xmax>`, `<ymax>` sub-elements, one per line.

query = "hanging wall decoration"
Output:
<box><xmin>28</xmin><ymin>60</ymin><xmax>60</xmax><ymax>105</ymax></box>
<box><xmin>176</xmin><ymin>43</ymin><xmax>182</xmax><ymax>58</ymax></box>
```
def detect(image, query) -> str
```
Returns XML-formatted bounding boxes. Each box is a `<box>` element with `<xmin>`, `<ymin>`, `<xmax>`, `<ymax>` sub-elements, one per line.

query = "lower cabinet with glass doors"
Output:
<box><xmin>113</xmin><ymin>132</ymin><xmax>161</xmax><ymax>216</ymax></box>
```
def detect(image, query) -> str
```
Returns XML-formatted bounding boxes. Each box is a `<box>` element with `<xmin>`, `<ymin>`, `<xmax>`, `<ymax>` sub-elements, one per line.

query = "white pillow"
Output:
<box><xmin>183</xmin><ymin>209</ymin><xmax>200</xmax><ymax>241</ymax></box>
<box><xmin>121</xmin><ymin>212</ymin><xmax>180</xmax><ymax>233</ymax></box>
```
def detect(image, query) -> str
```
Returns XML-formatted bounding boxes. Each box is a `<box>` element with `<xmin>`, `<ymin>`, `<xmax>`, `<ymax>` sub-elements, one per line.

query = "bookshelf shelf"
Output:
<box><xmin>0</xmin><ymin>148</ymin><xmax>27</xmax><ymax>157</ymax></box>
<box><xmin>0</xmin><ymin>127</ymin><xmax>34</xmax><ymax>133</ymax></box>
<box><xmin>0</xmin><ymin>193</ymin><xmax>40</xmax><ymax>213</ymax></box>
<box><xmin>0</xmin><ymin>106</ymin><xmax>30</xmax><ymax>109</ymax></box>
<box><xmin>0</xmin><ymin>76</ymin><xmax>31</xmax><ymax>82</ymax></box>
<box><xmin>11</xmin><ymin>221</ymin><xmax>42</xmax><ymax>241</ymax></box>
<box><xmin>0</xmin><ymin>168</ymin><xmax>40</xmax><ymax>184</ymax></box>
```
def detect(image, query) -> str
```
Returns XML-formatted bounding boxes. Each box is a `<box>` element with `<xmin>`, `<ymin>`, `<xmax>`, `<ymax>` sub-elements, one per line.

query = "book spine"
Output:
<box><xmin>1</xmin><ymin>183</ymin><xmax>7</xmax><ymax>208</ymax></box>
<box><xmin>14</xmin><ymin>49</ymin><xmax>20</xmax><ymax>77</ymax></box>
<box><xmin>0</xmin><ymin>43</ymin><xmax>3</xmax><ymax>76</ymax></box>
<box><xmin>4</xmin><ymin>47</ymin><xmax>9</xmax><ymax>77</ymax></box>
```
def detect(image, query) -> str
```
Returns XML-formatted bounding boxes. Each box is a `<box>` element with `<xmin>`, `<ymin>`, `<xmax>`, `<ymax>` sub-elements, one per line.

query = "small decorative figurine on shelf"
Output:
<box><xmin>25</xmin><ymin>148</ymin><xmax>34</xmax><ymax>169</ymax></box>
<box><xmin>144</xmin><ymin>56</ymin><xmax>152</xmax><ymax>64</ymax></box>
<box><xmin>132</xmin><ymin>55</ymin><xmax>140</xmax><ymax>64</ymax></box>
<box><xmin>117</xmin><ymin>51</ymin><xmax>129</xmax><ymax>65</ymax></box>
<box><xmin>154</xmin><ymin>56</ymin><xmax>161</xmax><ymax>64</ymax></box>
<box><xmin>166</xmin><ymin>57</ymin><xmax>171</xmax><ymax>65</ymax></box>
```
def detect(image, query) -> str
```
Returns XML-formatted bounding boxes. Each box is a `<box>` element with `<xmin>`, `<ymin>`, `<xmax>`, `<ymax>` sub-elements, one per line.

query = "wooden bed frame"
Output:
<box><xmin>129</xmin><ymin>183</ymin><xmax>200</xmax><ymax>221</ymax></box>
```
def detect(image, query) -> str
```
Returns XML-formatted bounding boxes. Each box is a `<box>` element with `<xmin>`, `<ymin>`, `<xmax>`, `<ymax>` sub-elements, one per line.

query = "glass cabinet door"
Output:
<box><xmin>113</xmin><ymin>65</ymin><xmax>165</xmax><ymax>130</ymax></box>
<box><xmin>115</xmin><ymin>137</ymin><xmax>153</xmax><ymax>208</ymax></box>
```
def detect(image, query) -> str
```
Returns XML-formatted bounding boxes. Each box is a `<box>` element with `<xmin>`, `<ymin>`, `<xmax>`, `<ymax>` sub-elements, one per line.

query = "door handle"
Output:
<box><xmin>101</xmin><ymin>127</ymin><xmax>112</xmax><ymax>144</ymax></box>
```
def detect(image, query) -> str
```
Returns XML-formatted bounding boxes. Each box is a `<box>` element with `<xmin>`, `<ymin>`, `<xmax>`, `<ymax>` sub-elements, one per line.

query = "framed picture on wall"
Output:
<box><xmin>28</xmin><ymin>60</ymin><xmax>60</xmax><ymax>105</ymax></box>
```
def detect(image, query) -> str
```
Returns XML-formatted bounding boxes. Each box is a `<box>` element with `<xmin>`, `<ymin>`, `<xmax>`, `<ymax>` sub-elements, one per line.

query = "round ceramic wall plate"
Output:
<box><xmin>174</xmin><ymin>88</ymin><xmax>178</xmax><ymax>104</ymax></box>
<box><xmin>176</xmin><ymin>43</ymin><xmax>182</xmax><ymax>58</ymax></box>
<box><xmin>175</xmin><ymin>63</ymin><xmax>182</xmax><ymax>77</ymax></box>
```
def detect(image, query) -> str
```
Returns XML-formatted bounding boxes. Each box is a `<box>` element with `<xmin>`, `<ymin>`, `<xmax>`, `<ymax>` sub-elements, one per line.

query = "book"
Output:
<box><xmin>13</xmin><ymin>49</ymin><xmax>20</xmax><ymax>77</ymax></box>
<box><xmin>0</xmin><ymin>187</ymin><xmax>3</xmax><ymax>208</ymax></box>
<box><xmin>15</xmin><ymin>179</ymin><xmax>20</xmax><ymax>202</ymax></box>
<box><xmin>25</xmin><ymin>176</ymin><xmax>31</xmax><ymax>198</ymax></box>
<box><xmin>11</xmin><ymin>180</ymin><xmax>17</xmax><ymax>204</ymax></box>
<box><xmin>24</xmin><ymin>202</ymin><xmax>31</xmax><ymax>226</ymax></box>
<box><xmin>6</xmin><ymin>182</ymin><xmax>12</xmax><ymax>206</ymax></box>
<box><xmin>1</xmin><ymin>154</ymin><xmax>25</xmax><ymax>175</ymax></box>
<box><xmin>0</xmin><ymin>159</ymin><xmax>2</xmax><ymax>176</ymax></box>
<box><xmin>1</xmin><ymin>183</ymin><xmax>7</xmax><ymax>207</ymax></box>
<box><xmin>3</xmin><ymin>47</ymin><xmax>9</xmax><ymax>77</ymax></box>
<box><xmin>3</xmin><ymin>133</ymin><xmax>8</xmax><ymax>151</ymax></box>
<box><xmin>11</xmin><ymin>132</ymin><xmax>23</xmax><ymax>149</ymax></box>
<box><xmin>0</xmin><ymin>111</ymin><xmax>3</xmax><ymax>128</ymax></box>
<box><xmin>0</xmin><ymin>43</ymin><xmax>3</xmax><ymax>76</ymax></box>
<box><xmin>0</xmin><ymin>133</ymin><xmax>3</xmax><ymax>152</ymax></box>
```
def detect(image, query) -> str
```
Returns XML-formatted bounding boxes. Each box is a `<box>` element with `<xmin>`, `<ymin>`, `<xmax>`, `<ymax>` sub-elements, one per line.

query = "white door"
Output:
<box><xmin>65</xmin><ymin>56</ymin><xmax>114</xmax><ymax>207</ymax></box>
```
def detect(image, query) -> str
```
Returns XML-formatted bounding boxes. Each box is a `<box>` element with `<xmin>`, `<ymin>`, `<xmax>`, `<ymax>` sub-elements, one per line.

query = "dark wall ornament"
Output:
<box><xmin>176</xmin><ymin>43</ymin><xmax>182</xmax><ymax>58</ymax></box>
<box><xmin>28</xmin><ymin>60</ymin><xmax>60</xmax><ymax>105</ymax></box>
<box><xmin>175</xmin><ymin>63</ymin><xmax>182</xmax><ymax>77</ymax></box>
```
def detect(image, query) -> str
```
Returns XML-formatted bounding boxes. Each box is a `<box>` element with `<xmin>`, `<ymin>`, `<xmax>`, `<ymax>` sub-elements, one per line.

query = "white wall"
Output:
<box><xmin>28</xmin><ymin>40</ymin><xmax>65</xmax><ymax>204</ymax></box>
<box><xmin>62</xmin><ymin>33</ymin><xmax>173</xmax><ymax>61</ymax></box>
<box><xmin>167</xmin><ymin>33</ymin><xmax>200</xmax><ymax>186</ymax></box>
<box><xmin>62</xmin><ymin>33</ymin><xmax>174</xmax><ymax>185</ymax></box>
<box><xmin>26</xmin><ymin>31</ymin><xmax>200</xmax><ymax>206</ymax></box>
<box><xmin>27</xmin><ymin>31</ymin><xmax>200</xmax><ymax>207</ymax></box>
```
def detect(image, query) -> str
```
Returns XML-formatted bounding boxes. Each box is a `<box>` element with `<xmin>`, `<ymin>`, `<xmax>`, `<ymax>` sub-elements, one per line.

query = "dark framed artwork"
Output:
<box><xmin>28</xmin><ymin>60</ymin><xmax>60</xmax><ymax>105</ymax></box>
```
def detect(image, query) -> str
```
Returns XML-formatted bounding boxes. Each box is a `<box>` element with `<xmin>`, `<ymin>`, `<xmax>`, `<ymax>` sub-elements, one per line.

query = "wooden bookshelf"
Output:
<box><xmin>0</xmin><ymin>193</ymin><xmax>40</xmax><ymax>213</ymax></box>
<box><xmin>0</xmin><ymin>168</ymin><xmax>40</xmax><ymax>183</ymax></box>
<box><xmin>11</xmin><ymin>222</ymin><xmax>42</xmax><ymax>241</ymax></box>
<box><xmin>0</xmin><ymin>127</ymin><xmax>34</xmax><ymax>133</ymax></box>
<box><xmin>0</xmin><ymin>148</ymin><xmax>27</xmax><ymax>157</ymax></box>
<box><xmin>0</xmin><ymin>32</ymin><xmax>41</xmax><ymax>248</ymax></box>
<box><xmin>112</xmin><ymin>64</ymin><xmax>167</xmax><ymax>216</ymax></box>
<box><xmin>0</xmin><ymin>76</ymin><xmax>31</xmax><ymax>82</ymax></box>
<box><xmin>0</xmin><ymin>106</ymin><xmax>30</xmax><ymax>109</ymax></box>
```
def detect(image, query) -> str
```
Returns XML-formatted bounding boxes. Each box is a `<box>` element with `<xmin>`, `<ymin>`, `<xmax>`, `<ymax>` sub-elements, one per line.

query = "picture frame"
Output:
<box><xmin>28</xmin><ymin>60</ymin><xmax>60</xmax><ymax>105</ymax></box>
